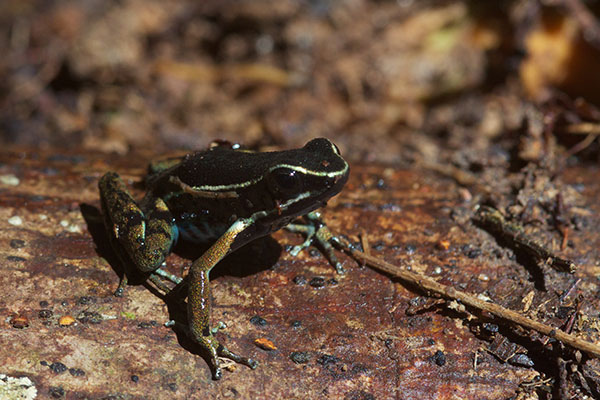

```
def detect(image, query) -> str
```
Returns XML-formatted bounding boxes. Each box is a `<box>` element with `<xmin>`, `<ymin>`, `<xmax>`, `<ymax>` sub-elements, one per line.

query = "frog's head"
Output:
<box><xmin>264</xmin><ymin>138</ymin><xmax>349</xmax><ymax>222</ymax></box>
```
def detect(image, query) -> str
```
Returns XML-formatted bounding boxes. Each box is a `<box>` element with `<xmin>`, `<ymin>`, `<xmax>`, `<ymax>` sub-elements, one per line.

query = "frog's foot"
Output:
<box><xmin>211</xmin><ymin>321</ymin><xmax>227</xmax><ymax>334</ymax></box>
<box><xmin>153</xmin><ymin>267</ymin><xmax>183</xmax><ymax>285</ymax></box>
<box><xmin>217</xmin><ymin>344</ymin><xmax>258</xmax><ymax>376</ymax></box>
<box><xmin>196</xmin><ymin>334</ymin><xmax>258</xmax><ymax>380</ymax></box>
<box><xmin>148</xmin><ymin>274</ymin><xmax>174</xmax><ymax>294</ymax></box>
<box><xmin>150</xmin><ymin>266</ymin><xmax>184</xmax><ymax>294</ymax></box>
<box><xmin>166</xmin><ymin>321</ymin><xmax>257</xmax><ymax>379</ymax></box>
<box><xmin>286</xmin><ymin>211</ymin><xmax>345</xmax><ymax>274</ymax></box>
<box><xmin>114</xmin><ymin>265</ymin><xmax>183</xmax><ymax>297</ymax></box>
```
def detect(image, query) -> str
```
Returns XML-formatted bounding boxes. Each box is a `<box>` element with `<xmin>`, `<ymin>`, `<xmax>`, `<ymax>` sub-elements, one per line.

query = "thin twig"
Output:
<box><xmin>564</xmin><ymin>122</ymin><xmax>600</xmax><ymax>135</ymax></box>
<box><xmin>339</xmin><ymin>242</ymin><xmax>600</xmax><ymax>359</ymax></box>
<box><xmin>562</xmin><ymin>0</ymin><xmax>600</xmax><ymax>49</ymax></box>
<box><xmin>558</xmin><ymin>278</ymin><xmax>580</xmax><ymax>304</ymax></box>
<box><xmin>359</xmin><ymin>229</ymin><xmax>371</xmax><ymax>267</ymax></box>
<box><xmin>564</xmin><ymin>133</ymin><xmax>598</xmax><ymax>159</ymax></box>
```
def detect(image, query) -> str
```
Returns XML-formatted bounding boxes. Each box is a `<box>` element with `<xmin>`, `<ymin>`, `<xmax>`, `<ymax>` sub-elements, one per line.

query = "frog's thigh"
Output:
<box><xmin>99</xmin><ymin>172</ymin><xmax>175</xmax><ymax>273</ymax></box>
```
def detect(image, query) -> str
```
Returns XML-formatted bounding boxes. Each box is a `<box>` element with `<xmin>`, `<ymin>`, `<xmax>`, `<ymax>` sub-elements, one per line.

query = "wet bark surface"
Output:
<box><xmin>1</xmin><ymin>147</ymin><xmax>599</xmax><ymax>399</ymax></box>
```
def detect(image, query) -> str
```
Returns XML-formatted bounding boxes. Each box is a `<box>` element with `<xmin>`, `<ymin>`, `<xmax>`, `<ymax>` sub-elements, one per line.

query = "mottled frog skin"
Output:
<box><xmin>98</xmin><ymin>138</ymin><xmax>349</xmax><ymax>379</ymax></box>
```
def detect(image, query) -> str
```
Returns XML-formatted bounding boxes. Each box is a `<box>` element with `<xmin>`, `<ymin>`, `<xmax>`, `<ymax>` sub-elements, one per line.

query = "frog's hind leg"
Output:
<box><xmin>185</xmin><ymin>218</ymin><xmax>258</xmax><ymax>379</ymax></box>
<box><xmin>99</xmin><ymin>172</ymin><xmax>177</xmax><ymax>295</ymax></box>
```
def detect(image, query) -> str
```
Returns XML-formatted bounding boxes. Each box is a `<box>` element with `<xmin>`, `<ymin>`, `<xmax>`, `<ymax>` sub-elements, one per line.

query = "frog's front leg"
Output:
<box><xmin>99</xmin><ymin>172</ymin><xmax>177</xmax><ymax>295</ymax></box>
<box><xmin>185</xmin><ymin>219</ymin><xmax>258</xmax><ymax>379</ymax></box>
<box><xmin>286</xmin><ymin>211</ymin><xmax>345</xmax><ymax>274</ymax></box>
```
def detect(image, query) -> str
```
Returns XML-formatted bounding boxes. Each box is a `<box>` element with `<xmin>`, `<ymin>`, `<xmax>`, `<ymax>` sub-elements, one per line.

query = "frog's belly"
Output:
<box><xmin>176</xmin><ymin>220</ymin><xmax>229</xmax><ymax>244</ymax></box>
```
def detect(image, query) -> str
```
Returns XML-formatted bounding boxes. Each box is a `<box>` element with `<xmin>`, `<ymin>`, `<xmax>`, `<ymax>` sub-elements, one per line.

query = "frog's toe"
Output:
<box><xmin>211</xmin><ymin>366</ymin><xmax>223</xmax><ymax>380</ymax></box>
<box><xmin>210</xmin><ymin>321</ymin><xmax>227</xmax><ymax>334</ymax></box>
<box><xmin>289</xmin><ymin>243</ymin><xmax>308</xmax><ymax>257</ymax></box>
<box><xmin>217</xmin><ymin>345</ymin><xmax>259</xmax><ymax>371</ymax></box>
<box><xmin>247</xmin><ymin>358</ymin><xmax>259</xmax><ymax>369</ymax></box>
<box><xmin>113</xmin><ymin>274</ymin><xmax>129</xmax><ymax>297</ymax></box>
<box><xmin>334</xmin><ymin>262</ymin><xmax>346</xmax><ymax>275</ymax></box>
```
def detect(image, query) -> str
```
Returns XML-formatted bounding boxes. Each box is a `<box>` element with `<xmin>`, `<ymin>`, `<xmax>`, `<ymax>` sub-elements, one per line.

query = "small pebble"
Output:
<box><xmin>77</xmin><ymin>296</ymin><xmax>95</xmax><ymax>305</ymax></box>
<box><xmin>465</xmin><ymin>247</ymin><xmax>482</xmax><ymax>259</ymax></box>
<box><xmin>49</xmin><ymin>362</ymin><xmax>68</xmax><ymax>374</ymax></box>
<box><xmin>290</xmin><ymin>351</ymin><xmax>311</xmax><ymax>364</ymax></box>
<box><xmin>372</xmin><ymin>241</ymin><xmax>385</xmax><ymax>251</ymax></box>
<box><xmin>77</xmin><ymin>311</ymin><xmax>102</xmax><ymax>324</ymax></box>
<box><xmin>432</xmin><ymin>350</ymin><xmax>446</xmax><ymax>366</ymax></box>
<box><xmin>167</xmin><ymin>383</ymin><xmax>177</xmax><ymax>392</ymax></box>
<box><xmin>317</xmin><ymin>354</ymin><xmax>340</xmax><ymax>366</ymax></box>
<box><xmin>309</xmin><ymin>277</ymin><xmax>325</xmax><ymax>288</ymax></box>
<box><xmin>10</xmin><ymin>239</ymin><xmax>25</xmax><ymax>248</ymax></box>
<box><xmin>405</xmin><ymin>244</ymin><xmax>417</xmax><ymax>254</ymax></box>
<box><xmin>48</xmin><ymin>386</ymin><xmax>65</xmax><ymax>398</ymax></box>
<box><xmin>10</xmin><ymin>314</ymin><xmax>29</xmax><ymax>329</ymax></box>
<box><xmin>69</xmin><ymin>368</ymin><xmax>85</xmax><ymax>377</ymax></box>
<box><xmin>292</xmin><ymin>275</ymin><xmax>307</xmax><ymax>285</ymax></box>
<box><xmin>0</xmin><ymin>174</ymin><xmax>20</xmax><ymax>186</ymax></box>
<box><xmin>8</xmin><ymin>216</ymin><xmax>23</xmax><ymax>226</ymax></box>
<box><xmin>58</xmin><ymin>315</ymin><xmax>76</xmax><ymax>326</ymax></box>
<box><xmin>249</xmin><ymin>316</ymin><xmax>267</xmax><ymax>326</ymax></box>
<box><xmin>254</xmin><ymin>338</ymin><xmax>277</xmax><ymax>351</ymax></box>
<box><xmin>437</xmin><ymin>240</ymin><xmax>450</xmax><ymax>251</ymax></box>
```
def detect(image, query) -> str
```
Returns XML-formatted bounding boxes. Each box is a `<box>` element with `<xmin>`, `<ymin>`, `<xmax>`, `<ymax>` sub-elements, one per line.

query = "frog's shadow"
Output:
<box><xmin>81</xmin><ymin>202</ymin><xmax>280</xmax><ymax>320</ymax></box>
<box><xmin>81</xmin><ymin>202</ymin><xmax>281</xmax><ymax>374</ymax></box>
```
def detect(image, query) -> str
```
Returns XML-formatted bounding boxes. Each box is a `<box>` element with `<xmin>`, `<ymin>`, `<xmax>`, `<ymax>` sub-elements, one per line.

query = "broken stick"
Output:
<box><xmin>339</xmin><ymin>241</ymin><xmax>600</xmax><ymax>359</ymax></box>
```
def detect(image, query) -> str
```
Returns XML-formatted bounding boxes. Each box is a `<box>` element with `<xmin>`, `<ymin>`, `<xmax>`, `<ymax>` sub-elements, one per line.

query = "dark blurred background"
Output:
<box><xmin>1</xmin><ymin>0</ymin><xmax>600</xmax><ymax>165</ymax></box>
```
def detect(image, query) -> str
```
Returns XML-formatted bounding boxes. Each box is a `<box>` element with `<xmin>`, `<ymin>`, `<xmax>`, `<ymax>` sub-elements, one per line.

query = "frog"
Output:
<box><xmin>98</xmin><ymin>138</ymin><xmax>349</xmax><ymax>379</ymax></box>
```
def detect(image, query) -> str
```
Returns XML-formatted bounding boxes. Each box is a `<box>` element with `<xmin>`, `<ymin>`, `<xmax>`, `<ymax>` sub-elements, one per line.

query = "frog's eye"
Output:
<box><xmin>268</xmin><ymin>167</ymin><xmax>302</xmax><ymax>197</ymax></box>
